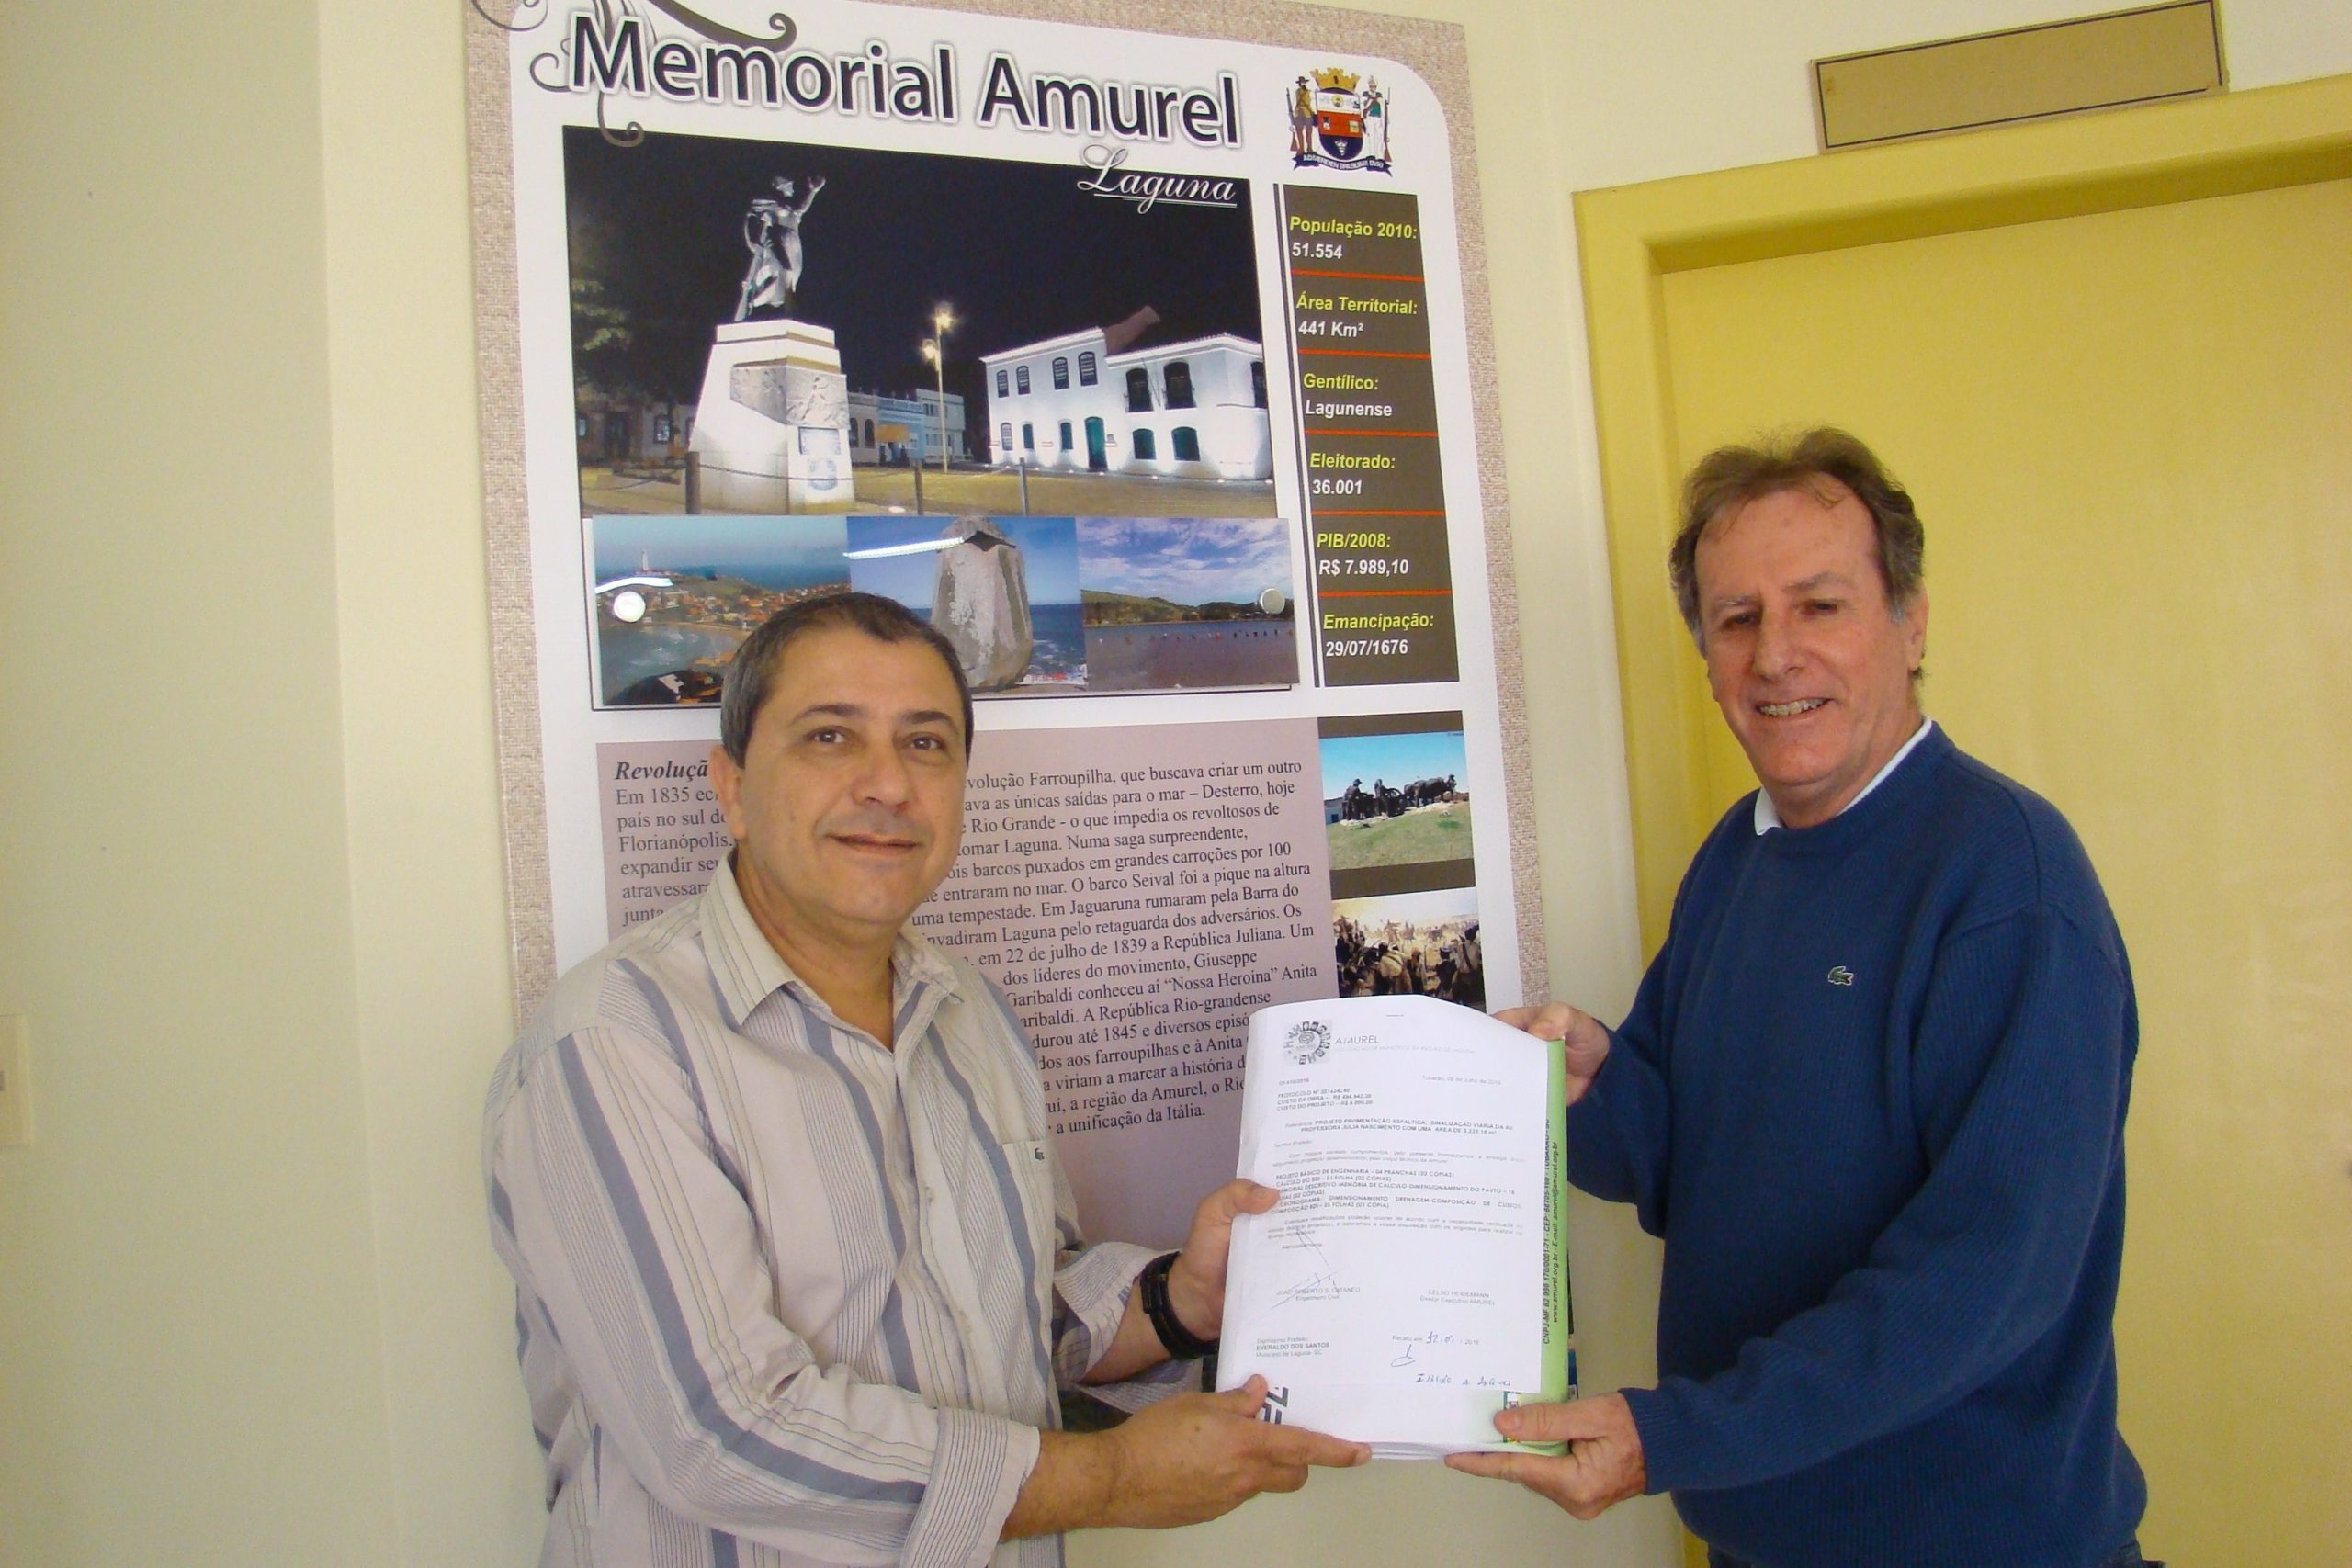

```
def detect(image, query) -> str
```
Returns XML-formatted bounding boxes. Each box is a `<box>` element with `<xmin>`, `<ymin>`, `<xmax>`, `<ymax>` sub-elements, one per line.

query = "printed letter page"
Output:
<box><xmin>1216</xmin><ymin>994</ymin><xmax>1566</xmax><ymax>1456</ymax></box>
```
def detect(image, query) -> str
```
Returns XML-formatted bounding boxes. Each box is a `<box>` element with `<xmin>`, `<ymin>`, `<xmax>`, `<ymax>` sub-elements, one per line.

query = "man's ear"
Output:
<box><xmin>1903</xmin><ymin>589</ymin><xmax>1930</xmax><ymax>671</ymax></box>
<box><xmin>708</xmin><ymin>744</ymin><xmax>744</xmax><ymax>840</ymax></box>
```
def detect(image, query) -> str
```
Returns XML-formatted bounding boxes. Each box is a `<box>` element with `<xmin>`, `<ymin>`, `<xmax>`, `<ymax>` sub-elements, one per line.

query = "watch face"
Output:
<box><xmin>611</xmin><ymin>588</ymin><xmax>648</xmax><ymax>624</ymax></box>
<box><xmin>1258</xmin><ymin>586</ymin><xmax>1288</xmax><ymax>615</ymax></box>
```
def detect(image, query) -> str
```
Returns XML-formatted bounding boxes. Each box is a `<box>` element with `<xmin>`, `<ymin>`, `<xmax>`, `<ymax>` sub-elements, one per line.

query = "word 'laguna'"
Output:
<box><xmin>1077</xmin><ymin>146</ymin><xmax>1240</xmax><ymax>211</ymax></box>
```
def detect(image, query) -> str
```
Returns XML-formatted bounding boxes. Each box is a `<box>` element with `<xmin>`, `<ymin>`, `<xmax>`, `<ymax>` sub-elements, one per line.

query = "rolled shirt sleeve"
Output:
<box><xmin>1042</xmin><ymin>1146</ymin><xmax>1197</xmax><ymax>1408</ymax></box>
<box><xmin>907</xmin><ymin>1407</ymin><xmax>1040</xmax><ymax>1568</ymax></box>
<box><xmin>1049</xmin><ymin>1237</ymin><xmax>1157</xmax><ymax>1385</ymax></box>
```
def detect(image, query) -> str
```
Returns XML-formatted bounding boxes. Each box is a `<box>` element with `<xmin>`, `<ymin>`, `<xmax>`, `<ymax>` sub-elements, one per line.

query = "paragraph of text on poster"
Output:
<box><xmin>916</xmin><ymin>718</ymin><xmax>1335</xmax><ymax>1246</ymax></box>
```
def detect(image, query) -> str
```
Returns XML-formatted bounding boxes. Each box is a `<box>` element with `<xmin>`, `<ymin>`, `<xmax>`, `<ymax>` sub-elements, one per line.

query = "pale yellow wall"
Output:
<box><xmin>1537</xmin><ymin>0</ymin><xmax>2352</xmax><ymax>189</ymax></box>
<box><xmin>313</xmin><ymin>3</ymin><xmax>548</xmax><ymax>1558</ymax></box>
<box><xmin>0</xmin><ymin>4</ymin><xmax>402</xmax><ymax>1562</ymax></box>
<box><xmin>4</xmin><ymin>1</ymin><xmax>2348</xmax><ymax>1564</ymax></box>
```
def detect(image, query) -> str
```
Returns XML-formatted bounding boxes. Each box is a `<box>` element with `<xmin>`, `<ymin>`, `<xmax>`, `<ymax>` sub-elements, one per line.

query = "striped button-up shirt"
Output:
<box><xmin>484</xmin><ymin>862</ymin><xmax>1166</xmax><ymax>1567</ymax></box>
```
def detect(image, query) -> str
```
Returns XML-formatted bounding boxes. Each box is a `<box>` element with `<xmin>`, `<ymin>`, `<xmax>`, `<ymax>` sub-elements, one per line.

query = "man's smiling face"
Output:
<box><xmin>709</xmin><ymin>624</ymin><xmax>967</xmax><ymax>954</ymax></box>
<box><xmin>1694</xmin><ymin>479</ymin><xmax>1928</xmax><ymax>829</ymax></box>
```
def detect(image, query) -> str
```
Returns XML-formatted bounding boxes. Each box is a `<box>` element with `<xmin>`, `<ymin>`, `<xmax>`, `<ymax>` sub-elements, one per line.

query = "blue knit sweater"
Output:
<box><xmin>1569</xmin><ymin>727</ymin><xmax>2145</xmax><ymax>1567</ymax></box>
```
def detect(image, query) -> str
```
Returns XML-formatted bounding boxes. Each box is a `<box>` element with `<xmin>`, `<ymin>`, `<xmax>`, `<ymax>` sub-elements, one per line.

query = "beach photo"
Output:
<box><xmin>1317</xmin><ymin>716</ymin><xmax>1474</xmax><ymax>897</ymax></box>
<box><xmin>586</xmin><ymin>514</ymin><xmax>848</xmax><ymax>707</ymax></box>
<box><xmin>564</xmin><ymin>127</ymin><xmax>1272</xmax><ymax>518</ymax></box>
<box><xmin>1075</xmin><ymin>517</ymin><xmax>1298</xmax><ymax>692</ymax></box>
<box><xmin>845</xmin><ymin>513</ymin><xmax>1083</xmax><ymax>694</ymax></box>
<box><xmin>1332</xmin><ymin>887</ymin><xmax>1484</xmax><ymax>1010</ymax></box>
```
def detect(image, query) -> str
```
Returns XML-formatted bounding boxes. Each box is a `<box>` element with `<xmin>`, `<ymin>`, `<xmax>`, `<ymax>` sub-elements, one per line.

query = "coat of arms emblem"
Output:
<box><xmin>1289</xmin><ymin>68</ymin><xmax>1393</xmax><ymax>174</ymax></box>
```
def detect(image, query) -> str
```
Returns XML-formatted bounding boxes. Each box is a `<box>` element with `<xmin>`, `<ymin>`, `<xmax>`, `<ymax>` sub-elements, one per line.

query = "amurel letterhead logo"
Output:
<box><xmin>1287</xmin><ymin>67</ymin><xmax>1395</xmax><ymax>174</ymax></box>
<box><xmin>1283</xmin><ymin>1019</ymin><xmax>1333</xmax><ymax>1065</ymax></box>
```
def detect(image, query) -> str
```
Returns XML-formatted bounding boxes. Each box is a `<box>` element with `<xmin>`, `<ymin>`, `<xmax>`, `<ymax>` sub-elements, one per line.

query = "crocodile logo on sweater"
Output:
<box><xmin>1826</xmin><ymin>965</ymin><xmax>1856</xmax><ymax>987</ymax></box>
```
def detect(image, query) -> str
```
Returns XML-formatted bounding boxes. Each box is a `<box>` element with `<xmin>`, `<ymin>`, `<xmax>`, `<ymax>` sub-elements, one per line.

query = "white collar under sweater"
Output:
<box><xmin>1753</xmin><ymin>716</ymin><xmax>1937</xmax><ymax>835</ymax></box>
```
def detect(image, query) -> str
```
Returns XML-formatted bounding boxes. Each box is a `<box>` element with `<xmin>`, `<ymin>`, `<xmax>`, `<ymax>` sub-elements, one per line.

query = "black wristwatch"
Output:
<box><xmin>1136</xmin><ymin>1251</ymin><xmax>1218</xmax><ymax>1360</ymax></box>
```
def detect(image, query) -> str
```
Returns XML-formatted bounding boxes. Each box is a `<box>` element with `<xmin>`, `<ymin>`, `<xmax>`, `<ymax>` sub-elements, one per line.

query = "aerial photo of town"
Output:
<box><xmin>587</xmin><ymin>515</ymin><xmax>848</xmax><ymax>706</ymax></box>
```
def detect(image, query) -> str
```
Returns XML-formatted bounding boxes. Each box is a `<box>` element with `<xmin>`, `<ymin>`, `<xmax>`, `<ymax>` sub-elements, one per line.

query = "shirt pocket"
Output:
<box><xmin>997</xmin><ymin>1136</ymin><xmax>1059</xmax><ymax>1276</ymax></box>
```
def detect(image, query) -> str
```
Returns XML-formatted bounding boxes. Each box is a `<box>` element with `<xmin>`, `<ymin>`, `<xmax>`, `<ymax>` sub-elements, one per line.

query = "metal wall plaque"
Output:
<box><xmin>1815</xmin><ymin>2</ymin><xmax>2225</xmax><ymax>151</ymax></box>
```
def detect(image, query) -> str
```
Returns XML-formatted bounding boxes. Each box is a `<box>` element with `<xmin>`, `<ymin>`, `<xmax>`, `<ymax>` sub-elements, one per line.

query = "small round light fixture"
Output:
<box><xmin>612</xmin><ymin>589</ymin><xmax>648</xmax><ymax>624</ymax></box>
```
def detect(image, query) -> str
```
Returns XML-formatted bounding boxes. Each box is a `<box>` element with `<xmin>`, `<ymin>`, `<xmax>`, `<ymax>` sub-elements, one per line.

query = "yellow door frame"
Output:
<box><xmin>1575</xmin><ymin>73</ymin><xmax>2352</xmax><ymax>947</ymax></box>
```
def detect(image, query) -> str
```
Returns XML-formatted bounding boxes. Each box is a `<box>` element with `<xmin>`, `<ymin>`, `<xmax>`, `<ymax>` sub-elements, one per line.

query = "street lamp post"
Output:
<box><xmin>920</xmin><ymin>304</ymin><xmax>955</xmax><ymax>474</ymax></box>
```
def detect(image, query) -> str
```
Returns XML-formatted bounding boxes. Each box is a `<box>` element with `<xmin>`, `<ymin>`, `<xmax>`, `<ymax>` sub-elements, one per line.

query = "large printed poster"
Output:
<box><xmin>470</xmin><ymin>0</ymin><xmax>1544</xmax><ymax>1252</ymax></box>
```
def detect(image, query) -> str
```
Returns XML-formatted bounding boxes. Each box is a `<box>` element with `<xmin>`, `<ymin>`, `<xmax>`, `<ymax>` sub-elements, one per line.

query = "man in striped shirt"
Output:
<box><xmin>486</xmin><ymin>592</ymin><xmax>1366</xmax><ymax>1568</ymax></box>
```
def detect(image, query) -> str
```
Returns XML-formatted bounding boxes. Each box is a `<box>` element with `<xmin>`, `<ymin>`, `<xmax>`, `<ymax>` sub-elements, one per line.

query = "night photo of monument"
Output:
<box><xmin>564</xmin><ymin>128</ymin><xmax>1272</xmax><ymax>517</ymax></box>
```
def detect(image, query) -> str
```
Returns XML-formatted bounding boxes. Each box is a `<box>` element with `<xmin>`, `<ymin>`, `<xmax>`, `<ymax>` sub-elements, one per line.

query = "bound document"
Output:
<box><xmin>1216</xmin><ymin>994</ymin><xmax>1571</xmax><ymax>1458</ymax></box>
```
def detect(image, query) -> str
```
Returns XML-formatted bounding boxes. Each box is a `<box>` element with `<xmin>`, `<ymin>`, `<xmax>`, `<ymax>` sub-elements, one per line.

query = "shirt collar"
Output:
<box><xmin>1753</xmin><ymin>716</ymin><xmax>1936</xmax><ymax>835</ymax></box>
<box><xmin>700</xmin><ymin>854</ymin><xmax>963</xmax><ymax>1030</ymax></box>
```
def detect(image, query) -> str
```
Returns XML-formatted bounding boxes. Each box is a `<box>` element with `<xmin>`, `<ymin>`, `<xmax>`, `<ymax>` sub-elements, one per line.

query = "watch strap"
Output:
<box><xmin>1137</xmin><ymin>1251</ymin><xmax>1218</xmax><ymax>1361</ymax></box>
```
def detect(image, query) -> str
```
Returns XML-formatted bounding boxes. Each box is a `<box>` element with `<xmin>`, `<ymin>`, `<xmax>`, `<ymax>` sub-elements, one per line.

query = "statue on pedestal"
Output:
<box><xmin>732</xmin><ymin>174</ymin><xmax>826</xmax><ymax>322</ymax></box>
<box><xmin>694</xmin><ymin>175</ymin><xmax>851</xmax><ymax>511</ymax></box>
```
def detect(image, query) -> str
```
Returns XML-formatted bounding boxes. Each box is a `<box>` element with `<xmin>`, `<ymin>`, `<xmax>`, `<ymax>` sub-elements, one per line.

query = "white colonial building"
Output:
<box><xmin>847</xmin><ymin>388</ymin><xmax>968</xmax><ymax>467</ymax></box>
<box><xmin>978</xmin><ymin>319</ymin><xmax>1271</xmax><ymax>481</ymax></box>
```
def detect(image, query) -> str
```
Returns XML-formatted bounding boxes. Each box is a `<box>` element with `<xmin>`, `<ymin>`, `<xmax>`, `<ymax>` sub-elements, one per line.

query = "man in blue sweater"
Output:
<box><xmin>1448</xmin><ymin>430</ymin><xmax>2154</xmax><ymax>1567</ymax></box>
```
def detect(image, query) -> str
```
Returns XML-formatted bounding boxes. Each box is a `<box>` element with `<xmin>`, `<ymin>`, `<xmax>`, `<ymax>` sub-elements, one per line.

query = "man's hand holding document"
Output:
<box><xmin>1216</xmin><ymin>995</ymin><xmax>1570</xmax><ymax>1460</ymax></box>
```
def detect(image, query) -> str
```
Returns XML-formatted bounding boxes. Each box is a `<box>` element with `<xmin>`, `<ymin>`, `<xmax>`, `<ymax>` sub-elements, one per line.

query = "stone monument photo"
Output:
<box><xmin>689</xmin><ymin>172</ymin><xmax>853</xmax><ymax>511</ymax></box>
<box><xmin>930</xmin><ymin>518</ymin><xmax>1036</xmax><ymax>691</ymax></box>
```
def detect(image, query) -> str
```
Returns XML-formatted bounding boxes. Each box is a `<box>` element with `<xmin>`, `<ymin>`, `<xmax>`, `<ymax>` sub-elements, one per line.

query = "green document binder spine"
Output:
<box><xmin>1512</xmin><ymin>1034</ymin><xmax>1572</xmax><ymax>1455</ymax></box>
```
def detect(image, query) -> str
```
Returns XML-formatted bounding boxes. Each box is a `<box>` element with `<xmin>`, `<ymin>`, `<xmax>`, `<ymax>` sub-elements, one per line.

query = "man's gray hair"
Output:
<box><xmin>1668</xmin><ymin>427</ymin><xmax>1926</xmax><ymax>646</ymax></box>
<box><xmin>718</xmin><ymin>591</ymin><xmax>974</xmax><ymax>765</ymax></box>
